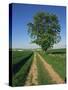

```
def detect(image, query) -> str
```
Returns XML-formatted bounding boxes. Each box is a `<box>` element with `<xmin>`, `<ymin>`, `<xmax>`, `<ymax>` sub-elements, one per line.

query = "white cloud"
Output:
<box><xmin>22</xmin><ymin>43</ymin><xmax>40</xmax><ymax>49</ymax></box>
<box><xmin>53</xmin><ymin>41</ymin><xmax>66</xmax><ymax>49</ymax></box>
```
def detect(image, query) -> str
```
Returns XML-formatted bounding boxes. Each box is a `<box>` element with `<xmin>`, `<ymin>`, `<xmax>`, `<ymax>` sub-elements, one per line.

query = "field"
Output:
<box><xmin>39</xmin><ymin>48</ymin><xmax>66</xmax><ymax>80</ymax></box>
<box><xmin>11</xmin><ymin>48</ymin><xmax>66</xmax><ymax>86</ymax></box>
<box><xmin>12</xmin><ymin>50</ymin><xmax>33</xmax><ymax>86</ymax></box>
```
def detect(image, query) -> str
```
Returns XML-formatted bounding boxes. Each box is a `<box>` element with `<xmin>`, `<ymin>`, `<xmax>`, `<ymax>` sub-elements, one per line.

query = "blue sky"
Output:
<box><xmin>12</xmin><ymin>3</ymin><xmax>66</xmax><ymax>49</ymax></box>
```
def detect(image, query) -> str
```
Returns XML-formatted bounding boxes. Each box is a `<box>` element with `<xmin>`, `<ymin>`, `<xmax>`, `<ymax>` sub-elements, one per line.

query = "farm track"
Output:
<box><xmin>25</xmin><ymin>52</ymin><xmax>38</xmax><ymax>86</ymax></box>
<box><xmin>37</xmin><ymin>53</ymin><xmax>64</xmax><ymax>84</ymax></box>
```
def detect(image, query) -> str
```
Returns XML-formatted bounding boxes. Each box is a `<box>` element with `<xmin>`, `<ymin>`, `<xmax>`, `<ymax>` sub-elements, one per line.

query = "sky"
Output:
<box><xmin>12</xmin><ymin>3</ymin><xmax>66</xmax><ymax>49</ymax></box>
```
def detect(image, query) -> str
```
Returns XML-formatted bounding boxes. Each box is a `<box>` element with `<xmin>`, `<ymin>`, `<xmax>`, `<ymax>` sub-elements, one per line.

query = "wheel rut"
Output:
<box><xmin>25</xmin><ymin>52</ymin><xmax>38</xmax><ymax>86</ymax></box>
<box><xmin>37</xmin><ymin>53</ymin><xmax>64</xmax><ymax>84</ymax></box>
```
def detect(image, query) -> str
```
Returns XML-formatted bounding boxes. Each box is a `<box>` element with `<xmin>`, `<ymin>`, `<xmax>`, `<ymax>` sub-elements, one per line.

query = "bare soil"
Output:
<box><xmin>37</xmin><ymin>53</ymin><xmax>64</xmax><ymax>84</ymax></box>
<box><xmin>25</xmin><ymin>53</ymin><xmax>38</xmax><ymax>86</ymax></box>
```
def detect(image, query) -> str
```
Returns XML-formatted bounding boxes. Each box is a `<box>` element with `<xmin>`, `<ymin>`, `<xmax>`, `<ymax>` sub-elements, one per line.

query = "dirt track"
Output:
<box><xmin>25</xmin><ymin>53</ymin><xmax>38</xmax><ymax>86</ymax></box>
<box><xmin>25</xmin><ymin>52</ymin><xmax>64</xmax><ymax>86</ymax></box>
<box><xmin>37</xmin><ymin>53</ymin><xmax>64</xmax><ymax>84</ymax></box>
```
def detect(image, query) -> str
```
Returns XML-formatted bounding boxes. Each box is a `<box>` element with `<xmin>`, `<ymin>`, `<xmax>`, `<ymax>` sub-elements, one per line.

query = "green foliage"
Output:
<box><xmin>27</xmin><ymin>12</ymin><xmax>61</xmax><ymax>51</ymax></box>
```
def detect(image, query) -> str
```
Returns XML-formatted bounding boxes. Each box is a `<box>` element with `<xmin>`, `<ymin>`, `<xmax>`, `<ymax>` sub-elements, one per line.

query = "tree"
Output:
<box><xmin>27</xmin><ymin>12</ymin><xmax>61</xmax><ymax>51</ymax></box>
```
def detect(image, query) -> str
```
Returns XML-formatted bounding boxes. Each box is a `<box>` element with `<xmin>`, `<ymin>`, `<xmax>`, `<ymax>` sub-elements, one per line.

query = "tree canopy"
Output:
<box><xmin>27</xmin><ymin>12</ymin><xmax>61</xmax><ymax>51</ymax></box>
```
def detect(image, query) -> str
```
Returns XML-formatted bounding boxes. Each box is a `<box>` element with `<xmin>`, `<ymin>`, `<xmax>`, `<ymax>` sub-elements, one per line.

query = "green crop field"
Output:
<box><xmin>46</xmin><ymin>48</ymin><xmax>66</xmax><ymax>54</ymax></box>
<box><xmin>12</xmin><ymin>50</ymin><xmax>33</xmax><ymax>86</ymax></box>
<box><xmin>11</xmin><ymin>48</ymin><xmax>66</xmax><ymax>86</ymax></box>
<box><xmin>12</xmin><ymin>50</ymin><xmax>33</xmax><ymax>64</ymax></box>
<box><xmin>39</xmin><ymin>48</ymin><xmax>66</xmax><ymax>80</ymax></box>
<box><xmin>36</xmin><ymin>55</ymin><xmax>56</xmax><ymax>85</ymax></box>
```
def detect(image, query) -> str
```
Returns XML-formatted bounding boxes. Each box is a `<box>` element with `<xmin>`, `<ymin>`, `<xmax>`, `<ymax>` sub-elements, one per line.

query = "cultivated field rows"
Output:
<box><xmin>12</xmin><ymin>49</ymin><xmax>66</xmax><ymax>86</ymax></box>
